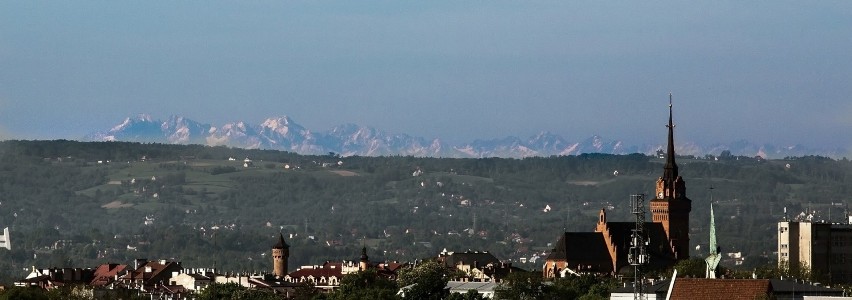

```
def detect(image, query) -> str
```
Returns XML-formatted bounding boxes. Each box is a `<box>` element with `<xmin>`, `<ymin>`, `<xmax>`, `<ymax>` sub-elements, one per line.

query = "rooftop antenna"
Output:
<box><xmin>629</xmin><ymin>193</ymin><xmax>649</xmax><ymax>300</ymax></box>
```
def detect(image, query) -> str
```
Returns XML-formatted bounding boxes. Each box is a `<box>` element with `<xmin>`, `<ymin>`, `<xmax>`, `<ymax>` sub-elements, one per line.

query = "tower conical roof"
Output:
<box><xmin>360</xmin><ymin>246</ymin><xmax>369</xmax><ymax>261</ymax></box>
<box><xmin>273</xmin><ymin>233</ymin><xmax>289</xmax><ymax>249</ymax></box>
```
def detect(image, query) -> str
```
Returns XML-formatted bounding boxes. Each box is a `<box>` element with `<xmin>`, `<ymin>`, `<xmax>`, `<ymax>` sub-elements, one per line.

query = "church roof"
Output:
<box><xmin>546</xmin><ymin>232</ymin><xmax>610</xmax><ymax>262</ymax></box>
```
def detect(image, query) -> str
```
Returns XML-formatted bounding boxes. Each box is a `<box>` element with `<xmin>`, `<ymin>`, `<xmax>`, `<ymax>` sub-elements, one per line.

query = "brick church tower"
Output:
<box><xmin>649</xmin><ymin>95</ymin><xmax>692</xmax><ymax>260</ymax></box>
<box><xmin>272</xmin><ymin>233</ymin><xmax>290</xmax><ymax>278</ymax></box>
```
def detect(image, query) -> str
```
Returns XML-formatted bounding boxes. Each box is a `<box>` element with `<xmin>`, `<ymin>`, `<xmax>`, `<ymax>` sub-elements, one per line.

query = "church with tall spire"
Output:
<box><xmin>649</xmin><ymin>94</ymin><xmax>693</xmax><ymax>260</ymax></box>
<box><xmin>543</xmin><ymin>95</ymin><xmax>692</xmax><ymax>277</ymax></box>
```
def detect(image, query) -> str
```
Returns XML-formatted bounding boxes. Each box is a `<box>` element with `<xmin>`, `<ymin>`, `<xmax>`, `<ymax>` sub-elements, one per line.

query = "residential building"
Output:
<box><xmin>117</xmin><ymin>259</ymin><xmax>183</xmax><ymax>291</ymax></box>
<box><xmin>778</xmin><ymin>220</ymin><xmax>852</xmax><ymax>283</ymax></box>
<box><xmin>15</xmin><ymin>267</ymin><xmax>95</xmax><ymax>289</ymax></box>
<box><xmin>90</xmin><ymin>263</ymin><xmax>128</xmax><ymax>288</ymax></box>
<box><xmin>285</xmin><ymin>262</ymin><xmax>344</xmax><ymax>290</ymax></box>
<box><xmin>446</xmin><ymin>281</ymin><xmax>497</xmax><ymax>298</ymax></box>
<box><xmin>169</xmin><ymin>273</ymin><xmax>212</xmax><ymax>291</ymax></box>
<box><xmin>437</xmin><ymin>249</ymin><xmax>521</xmax><ymax>282</ymax></box>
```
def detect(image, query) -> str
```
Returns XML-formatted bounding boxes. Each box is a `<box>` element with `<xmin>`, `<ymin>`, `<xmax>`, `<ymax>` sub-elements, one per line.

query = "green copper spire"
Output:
<box><xmin>705</xmin><ymin>203</ymin><xmax>720</xmax><ymax>278</ymax></box>
<box><xmin>709</xmin><ymin>204</ymin><xmax>717</xmax><ymax>255</ymax></box>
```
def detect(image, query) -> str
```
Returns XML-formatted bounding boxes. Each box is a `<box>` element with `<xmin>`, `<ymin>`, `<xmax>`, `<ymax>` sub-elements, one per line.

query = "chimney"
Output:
<box><xmin>135</xmin><ymin>258</ymin><xmax>147</xmax><ymax>270</ymax></box>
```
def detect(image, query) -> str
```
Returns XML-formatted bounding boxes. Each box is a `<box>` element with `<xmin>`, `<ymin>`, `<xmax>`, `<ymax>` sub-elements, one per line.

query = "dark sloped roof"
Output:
<box><xmin>442</xmin><ymin>251</ymin><xmax>499</xmax><ymax>267</ymax></box>
<box><xmin>547</xmin><ymin>232</ymin><xmax>610</xmax><ymax>262</ymax></box>
<box><xmin>769</xmin><ymin>279</ymin><xmax>844</xmax><ymax>295</ymax></box>
<box><xmin>273</xmin><ymin>233</ymin><xmax>289</xmax><ymax>249</ymax></box>
<box><xmin>671</xmin><ymin>279</ymin><xmax>771</xmax><ymax>300</ymax></box>
<box><xmin>545</xmin><ymin>232</ymin><xmax>613</xmax><ymax>273</ymax></box>
<box><xmin>611</xmin><ymin>279</ymin><xmax>672</xmax><ymax>294</ymax></box>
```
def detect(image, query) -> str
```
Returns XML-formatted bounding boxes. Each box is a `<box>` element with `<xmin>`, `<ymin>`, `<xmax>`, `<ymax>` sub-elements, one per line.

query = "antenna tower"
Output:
<box><xmin>629</xmin><ymin>194</ymin><xmax>649</xmax><ymax>300</ymax></box>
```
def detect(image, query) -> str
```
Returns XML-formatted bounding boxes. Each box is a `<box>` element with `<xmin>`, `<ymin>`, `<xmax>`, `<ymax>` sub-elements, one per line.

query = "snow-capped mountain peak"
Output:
<box><xmin>87</xmin><ymin>114</ymin><xmax>848</xmax><ymax>159</ymax></box>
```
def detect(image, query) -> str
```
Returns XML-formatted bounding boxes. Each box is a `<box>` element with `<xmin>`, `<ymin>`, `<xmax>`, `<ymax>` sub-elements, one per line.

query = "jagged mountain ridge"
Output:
<box><xmin>85</xmin><ymin>114</ymin><xmax>847</xmax><ymax>158</ymax></box>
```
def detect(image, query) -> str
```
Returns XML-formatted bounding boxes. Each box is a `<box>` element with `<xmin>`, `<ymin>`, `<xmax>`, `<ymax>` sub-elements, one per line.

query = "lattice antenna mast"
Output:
<box><xmin>629</xmin><ymin>193</ymin><xmax>649</xmax><ymax>300</ymax></box>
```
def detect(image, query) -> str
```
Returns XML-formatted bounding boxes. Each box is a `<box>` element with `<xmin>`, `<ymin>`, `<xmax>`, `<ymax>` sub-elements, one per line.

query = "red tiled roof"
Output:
<box><xmin>670</xmin><ymin>278</ymin><xmax>772</xmax><ymax>300</ymax></box>
<box><xmin>120</xmin><ymin>261</ymin><xmax>182</xmax><ymax>286</ymax></box>
<box><xmin>377</xmin><ymin>262</ymin><xmax>408</xmax><ymax>272</ymax></box>
<box><xmin>91</xmin><ymin>263</ymin><xmax>128</xmax><ymax>287</ymax></box>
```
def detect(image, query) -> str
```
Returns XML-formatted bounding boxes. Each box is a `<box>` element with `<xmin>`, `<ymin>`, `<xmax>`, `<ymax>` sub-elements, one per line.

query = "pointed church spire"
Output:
<box><xmin>709</xmin><ymin>204</ymin><xmax>717</xmax><ymax>255</ymax></box>
<box><xmin>705</xmin><ymin>203</ymin><xmax>721</xmax><ymax>278</ymax></box>
<box><xmin>663</xmin><ymin>93</ymin><xmax>679</xmax><ymax>182</ymax></box>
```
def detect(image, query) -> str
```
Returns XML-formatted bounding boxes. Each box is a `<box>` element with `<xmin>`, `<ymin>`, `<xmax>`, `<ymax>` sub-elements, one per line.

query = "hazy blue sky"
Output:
<box><xmin>1</xmin><ymin>1</ymin><xmax>851</xmax><ymax>147</ymax></box>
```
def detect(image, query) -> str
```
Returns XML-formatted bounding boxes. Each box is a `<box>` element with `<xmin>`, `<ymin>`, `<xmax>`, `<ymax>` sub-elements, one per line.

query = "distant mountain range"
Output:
<box><xmin>84</xmin><ymin>114</ymin><xmax>848</xmax><ymax>159</ymax></box>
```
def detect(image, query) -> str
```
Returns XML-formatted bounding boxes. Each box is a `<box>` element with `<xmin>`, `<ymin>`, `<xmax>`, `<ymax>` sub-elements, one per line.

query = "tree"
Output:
<box><xmin>291</xmin><ymin>282</ymin><xmax>322</xmax><ymax>300</ymax></box>
<box><xmin>196</xmin><ymin>282</ymin><xmax>246</xmax><ymax>300</ymax></box>
<box><xmin>495</xmin><ymin>271</ymin><xmax>544</xmax><ymax>300</ymax></box>
<box><xmin>670</xmin><ymin>257</ymin><xmax>709</xmax><ymax>278</ymax></box>
<box><xmin>44</xmin><ymin>285</ymin><xmax>96</xmax><ymax>300</ymax></box>
<box><xmin>0</xmin><ymin>287</ymin><xmax>49</xmax><ymax>300</ymax></box>
<box><xmin>446</xmin><ymin>290</ymin><xmax>485</xmax><ymax>300</ymax></box>
<box><xmin>328</xmin><ymin>269</ymin><xmax>399</xmax><ymax>300</ymax></box>
<box><xmin>232</xmin><ymin>289</ymin><xmax>280</xmax><ymax>300</ymax></box>
<box><xmin>397</xmin><ymin>260</ymin><xmax>450</xmax><ymax>300</ymax></box>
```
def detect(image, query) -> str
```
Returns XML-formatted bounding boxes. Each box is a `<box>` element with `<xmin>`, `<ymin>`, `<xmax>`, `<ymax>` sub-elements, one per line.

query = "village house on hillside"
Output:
<box><xmin>437</xmin><ymin>249</ymin><xmax>523</xmax><ymax>282</ymax></box>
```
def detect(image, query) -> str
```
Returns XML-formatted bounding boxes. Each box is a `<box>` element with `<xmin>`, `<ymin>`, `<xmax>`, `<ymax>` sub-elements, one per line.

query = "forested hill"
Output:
<box><xmin>0</xmin><ymin>140</ymin><xmax>849</xmax><ymax>284</ymax></box>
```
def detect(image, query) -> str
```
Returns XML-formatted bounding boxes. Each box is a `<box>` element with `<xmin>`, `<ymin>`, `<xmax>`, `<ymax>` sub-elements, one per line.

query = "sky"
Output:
<box><xmin>1</xmin><ymin>1</ymin><xmax>851</xmax><ymax>148</ymax></box>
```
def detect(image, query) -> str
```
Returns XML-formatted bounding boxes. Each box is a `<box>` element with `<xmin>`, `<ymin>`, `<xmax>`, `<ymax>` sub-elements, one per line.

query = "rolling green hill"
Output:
<box><xmin>0</xmin><ymin>140</ymin><xmax>849</xmax><ymax>284</ymax></box>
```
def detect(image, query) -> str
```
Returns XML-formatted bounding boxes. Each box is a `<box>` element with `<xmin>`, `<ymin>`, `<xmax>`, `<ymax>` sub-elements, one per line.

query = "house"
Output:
<box><xmin>15</xmin><ymin>267</ymin><xmax>95</xmax><ymax>289</ymax></box>
<box><xmin>446</xmin><ymin>281</ymin><xmax>498</xmax><ymax>298</ymax></box>
<box><xmin>610</xmin><ymin>279</ymin><xmax>671</xmax><ymax>300</ymax></box>
<box><xmin>147</xmin><ymin>284</ymin><xmax>191</xmax><ymax>300</ymax></box>
<box><xmin>246</xmin><ymin>275</ymin><xmax>300</xmax><ymax>296</ymax></box>
<box><xmin>437</xmin><ymin>249</ymin><xmax>521</xmax><ymax>282</ymax></box>
<box><xmin>169</xmin><ymin>273</ymin><xmax>212</xmax><ymax>291</ymax></box>
<box><xmin>117</xmin><ymin>259</ymin><xmax>183</xmax><ymax>291</ymax></box>
<box><xmin>285</xmin><ymin>262</ymin><xmax>344</xmax><ymax>291</ymax></box>
<box><xmin>90</xmin><ymin>263</ymin><xmax>128</xmax><ymax>287</ymax></box>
